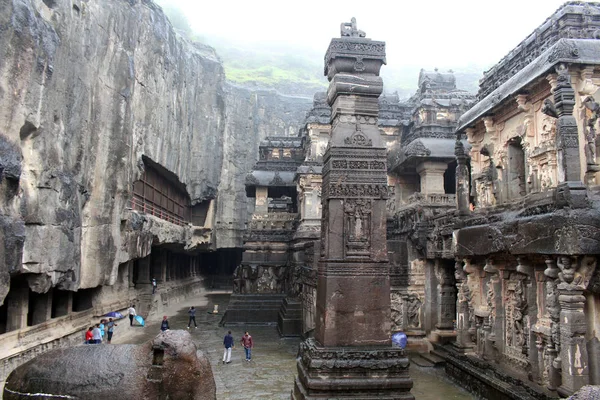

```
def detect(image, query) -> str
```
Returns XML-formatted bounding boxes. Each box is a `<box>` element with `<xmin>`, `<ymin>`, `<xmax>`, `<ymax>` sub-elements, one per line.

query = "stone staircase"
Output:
<box><xmin>277</xmin><ymin>297</ymin><xmax>302</xmax><ymax>337</ymax></box>
<box><xmin>410</xmin><ymin>349</ymin><xmax>446</xmax><ymax>368</ymax></box>
<box><xmin>222</xmin><ymin>294</ymin><xmax>286</xmax><ymax>325</ymax></box>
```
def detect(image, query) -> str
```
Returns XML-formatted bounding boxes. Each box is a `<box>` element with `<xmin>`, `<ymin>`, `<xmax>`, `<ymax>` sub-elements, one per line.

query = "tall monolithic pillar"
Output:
<box><xmin>292</xmin><ymin>19</ymin><xmax>413</xmax><ymax>400</ymax></box>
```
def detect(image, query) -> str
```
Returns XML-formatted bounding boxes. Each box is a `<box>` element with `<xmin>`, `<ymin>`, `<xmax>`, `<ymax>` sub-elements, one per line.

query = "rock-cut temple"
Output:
<box><xmin>1</xmin><ymin>1</ymin><xmax>600</xmax><ymax>399</ymax></box>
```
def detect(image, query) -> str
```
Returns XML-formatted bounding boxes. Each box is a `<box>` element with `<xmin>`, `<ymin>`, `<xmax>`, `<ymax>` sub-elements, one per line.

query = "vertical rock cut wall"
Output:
<box><xmin>0</xmin><ymin>0</ymin><xmax>310</xmax><ymax>300</ymax></box>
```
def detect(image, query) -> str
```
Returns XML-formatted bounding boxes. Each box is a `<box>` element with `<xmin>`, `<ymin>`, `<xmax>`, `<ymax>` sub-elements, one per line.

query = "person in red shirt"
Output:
<box><xmin>85</xmin><ymin>327</ymin><xmax>94</xmax><ymax>344</ymax></box>
<box><xmin>241</xmin><ymin>331</ymin><xmax>253</xmax><ymax>362</ymax></box>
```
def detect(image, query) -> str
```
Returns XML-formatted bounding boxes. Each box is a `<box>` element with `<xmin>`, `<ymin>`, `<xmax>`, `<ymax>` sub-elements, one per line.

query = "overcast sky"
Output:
<box><xmin>157</xmin><ymin>0</ymin><xmax>591</xmax><ymax>70</ymax></box>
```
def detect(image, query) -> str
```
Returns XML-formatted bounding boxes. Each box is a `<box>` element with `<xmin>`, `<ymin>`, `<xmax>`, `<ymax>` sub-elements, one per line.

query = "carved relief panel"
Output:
<box><xmin>344</xmin><ymin>199</ymin><xmax>372</xmax><ymax>258</ymax></box>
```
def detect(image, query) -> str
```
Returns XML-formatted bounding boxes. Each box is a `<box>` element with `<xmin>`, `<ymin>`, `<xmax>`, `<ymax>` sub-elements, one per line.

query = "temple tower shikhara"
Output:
<box><xmin>292</xmin><ymin>19</ymin><xmax>413</xmax><ymax>400</ymax></box>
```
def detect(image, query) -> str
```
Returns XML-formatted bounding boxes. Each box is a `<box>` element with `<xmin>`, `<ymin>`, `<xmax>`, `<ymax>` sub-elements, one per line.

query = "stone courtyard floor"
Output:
<box><xmin>113</xmin><ymin>291</ymin><xmax>474</xmax><ymax>400</ymax></box>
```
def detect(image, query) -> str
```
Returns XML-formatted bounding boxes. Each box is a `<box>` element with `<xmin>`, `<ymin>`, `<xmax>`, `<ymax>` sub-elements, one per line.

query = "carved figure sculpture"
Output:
<box><xmin>407</xmin><ymin>295</ymin><xmax>422</xmax><ymax>328</ymax></box>
<box><xmin>541</xmin><ymin>98</ymin><xmax>558</xmax><ymax>119</ymax></box>
<box><xmin>340</xmin><ymin>17</ymin><xmax>366</xmax><ymax>38</ymax></box>
<box><xmin>584</xmin><ymin>96</ymin><xmax>600</xmax><ymax>168</ymax></box>
<box><xmin>557</xmin><ymin>255</ymin><xmax>575</xmax><ymax>284</ymax></box>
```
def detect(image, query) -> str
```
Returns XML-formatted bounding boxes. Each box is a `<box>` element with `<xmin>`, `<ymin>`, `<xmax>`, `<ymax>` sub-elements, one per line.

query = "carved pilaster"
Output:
<box><xmin>455</xmin><ymin>137</ymin><xmax>470</xmax><ymax>215</ymax></box>
<box><xmin>553</xmin><ymin>64</ymin><xmax>582</xmax><ymax>183</ymax></box>
<box><xmin>435</xmin><ymin>262</ymin><xmax>456</xmax><ymax>330</ymax></box>
<box><xmin>454</xmin><ymin>258</ymin><xmax>474</xmax><ymax>352</ymax></box>
<box><xmin>555</xmin><ymin>255</ymin><xmax>597</xmax><ymax>396</ymax></box>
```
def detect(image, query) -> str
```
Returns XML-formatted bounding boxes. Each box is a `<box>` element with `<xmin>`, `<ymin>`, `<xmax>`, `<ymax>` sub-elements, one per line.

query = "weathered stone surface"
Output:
<box><xmin>568</xmin><ymin>385</ymin><xmax>600</xmax><ymax>400</ymax></box>
<box><xmin>3</xmin><ymin>330</ymin><xmax>216</xmax><ymax>399</ymax></box>
<box><xmin>0</xmin><ymin>0</ymin><xmax>310</xmax><ymax>299</ymax></box>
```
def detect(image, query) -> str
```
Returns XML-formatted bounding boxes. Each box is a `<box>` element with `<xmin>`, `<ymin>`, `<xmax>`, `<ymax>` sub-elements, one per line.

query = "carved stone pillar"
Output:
<box><xmin>556</xmin><ymin>255</ymin><xmax>597</xmax><ymax>396</ymax></box>
<box><xmin>435</xmin><ymin>262</ymin><xmax>456</xmax><ymax>331</ymax></box>
<box><xmin>455</xmin><ymin>137</ymin><xmax>470</xmax><ymax>215</ymax></box>
<box><xmin>453</xmin><ymin>258</ymin><xmax>474</xmax><ymax>352</ymax></box>
<box><xmin>544</xmin><ymin>257</ymin><xmax>562</xmax><ymax>391</ymax></box>
<box><xmin>292</xmin><ymin>19</ymin><xmax>413</xmax><ymax>400</ymax></box>
<box><xmin>553</xmin><ymin>64</ymin><xmax>581</xmax><ymax>183</ymax></box>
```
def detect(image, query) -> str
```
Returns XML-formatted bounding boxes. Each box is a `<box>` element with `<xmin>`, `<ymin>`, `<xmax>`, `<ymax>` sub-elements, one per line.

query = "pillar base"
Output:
<box><xmin>292</xmin><ymin>338</ymin><xmax>414</xmax><ymax>400</ymax></box>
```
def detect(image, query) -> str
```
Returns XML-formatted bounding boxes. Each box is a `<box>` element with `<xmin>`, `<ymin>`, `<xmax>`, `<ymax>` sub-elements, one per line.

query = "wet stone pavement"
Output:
<box><xmin>113</xmin><ymin>292</ymin><xmax>474</xmax><ymax>400</ymax></box>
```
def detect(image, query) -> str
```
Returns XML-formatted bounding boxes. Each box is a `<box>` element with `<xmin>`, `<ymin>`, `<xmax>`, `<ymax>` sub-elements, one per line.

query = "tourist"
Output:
<box><xmin>187</xmin><ymin>306</ymin><xmax>197</xmax><ymax>329</ymax></box>
<box><xmin>152</xmin><ymin>277</ymin><xmax>157</xmax><ymax>294</ymax></box>
<box><xmin>241</xmin><ymin>331</ymin><xmax>253</xmax><ymax>362</ymax></box>
<box><xmin>106</xmin><ymin>318</ymin><xmax>117</xmax><ymax>344</ymax></box>
<box><xmin>85</xmin><ymin>327</ymin><xmax>94</xmax><ymax>344</ymax></box>
<box><xmin>91</xmin><ymin>324</ymin><xmax>102</xmax><ymax>344</ymax></box>
<box><xmin>98</xmin><ymin>319</ymin><xmax>106</xmax><ymax>342</ymax></box>
<box><xmin>222</xmin><ymin>330</ymin><xmax>234</xmax><ymax>364</ymax></box>
<box><xmin>160</xmin><ymin>315</ymin><xmax>170</xmax><ymax>332</ymax></box>
<box><xmin>128</xmin><ymin>304</ymin><xmax>136</xmax><ymax>326</ymax></box>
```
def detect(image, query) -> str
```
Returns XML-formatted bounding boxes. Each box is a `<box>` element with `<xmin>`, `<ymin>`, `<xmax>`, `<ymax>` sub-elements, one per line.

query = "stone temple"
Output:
<box><xmin>1</xmin><ymin>1</ymin><xmax>600</xmax><ymax>399</ymax></box>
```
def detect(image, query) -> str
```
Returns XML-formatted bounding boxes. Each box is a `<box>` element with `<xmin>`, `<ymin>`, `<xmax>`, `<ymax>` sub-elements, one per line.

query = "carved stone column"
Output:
<box><xmin>453</xmin><ymin>258</ymin><xmax>474</xmax><ymax>352</ymax></box>
<box><xmin>292</xmin><ymin>19</ymin><xmax>413</xmax><ymax>400</ymax></box>
<box><xmin>435</xmin><ymin>261</ymin><xmax>456</xmax><ymax>331</ymax></box>
<box><xmin>556</xmin><ymin>255</ymin><xmax>597</xmax><ymax>396</ymax></box>
<box><xmin>455</xmin><ymin>137</ymin><xmax>470</xmax><ymax>215</ymax></box>
<box><xmin>553</xmin><ymin>64</ymin><xmax>581</xmax><ymax>183</ymax></box>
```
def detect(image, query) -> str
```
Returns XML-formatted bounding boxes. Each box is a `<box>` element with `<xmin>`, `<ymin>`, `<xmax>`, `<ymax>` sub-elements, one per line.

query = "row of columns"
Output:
<box><xmin>134</xmin><ymin>250</ymin><xmax>200</xmax><ymax>286</ymax></box>
<box><xmin>453</xmin><ymin>256</ymin><xmax>596</xmax><ymax>396</ymax></box>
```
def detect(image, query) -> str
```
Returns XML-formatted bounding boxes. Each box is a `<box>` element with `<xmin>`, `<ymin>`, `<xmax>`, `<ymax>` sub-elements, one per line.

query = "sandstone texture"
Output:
<box><xmin>0</xmin><ymin>0</ymin><xmax>310</xmax><ymax>299</ymax></box>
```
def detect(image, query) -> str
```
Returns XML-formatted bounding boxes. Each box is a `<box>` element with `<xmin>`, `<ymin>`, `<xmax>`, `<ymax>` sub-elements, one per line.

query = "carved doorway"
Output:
<box><xmin>507</xmin><ymin>137</ymin><xmax>526</xmax><ymax>198</ymax></box>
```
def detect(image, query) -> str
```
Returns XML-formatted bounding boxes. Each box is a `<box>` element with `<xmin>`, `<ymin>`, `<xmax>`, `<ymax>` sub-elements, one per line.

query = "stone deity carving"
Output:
<box><xmin>583</xmin><ymin>96</ymin><xmax>600</xmax><ymax>170</ymax></box>
<box><xmin>340</xmin><ymin>17</ymin><xmax>366</xmax><ymax>38</ymax></box>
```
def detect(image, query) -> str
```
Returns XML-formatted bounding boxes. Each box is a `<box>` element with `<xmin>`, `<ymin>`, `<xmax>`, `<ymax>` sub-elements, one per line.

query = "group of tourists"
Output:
<box><xmin>222</xmin><ymin>330</ymin><xmax>254</xmax><ymax>364</ymax></box>
<box><xmin>85</xmin><ymin>318</ymin><xmax>117</xmax><ymax>344</ymax></box>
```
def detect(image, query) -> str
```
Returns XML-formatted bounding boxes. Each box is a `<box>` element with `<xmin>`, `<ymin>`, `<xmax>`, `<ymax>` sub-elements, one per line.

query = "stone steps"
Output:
<box><xmin>223</xmin><ymin>294</ymin><xmax>286</xmax><ymax>325</ymax></box>
<box><xmin>410</xmin><ymin>355</ymin><xmax>434</xmax><ymax>368</ymax></box>
<box><xmin>421</xmin><ymin>352</ymin><xmax>445</xmax><ymax>366</ymax></box>
<box><xmin>277</xmin><ymin>298</ymin><xmax>302</xmax><ymax>337</ymax></box>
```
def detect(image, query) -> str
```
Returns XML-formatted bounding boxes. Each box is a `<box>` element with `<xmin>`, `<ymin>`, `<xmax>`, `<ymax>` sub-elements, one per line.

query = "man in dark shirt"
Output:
<box><xmin>187</xmin><ymin>306</ymin><xmax>197</xmax><ymax>329</ymax></box>
<box><xmin>223</xmin><ymin>330</ymin><xmax>234</xmax><ymax>364</ymax></box>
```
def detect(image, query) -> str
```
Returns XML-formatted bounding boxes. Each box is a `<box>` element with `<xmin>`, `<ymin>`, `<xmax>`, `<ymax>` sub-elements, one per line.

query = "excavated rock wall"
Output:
<box><xmin>0</xmin><ymin>0</ymin><xmax>310</xmax><ymax>300</ymax></box>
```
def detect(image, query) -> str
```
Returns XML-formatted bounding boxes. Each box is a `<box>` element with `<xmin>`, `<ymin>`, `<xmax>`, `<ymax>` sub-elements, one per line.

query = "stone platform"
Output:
<box><xmin>292</xmin><ymin>338</ymin><xmax>414</xmax><ymax>400</ymax></box>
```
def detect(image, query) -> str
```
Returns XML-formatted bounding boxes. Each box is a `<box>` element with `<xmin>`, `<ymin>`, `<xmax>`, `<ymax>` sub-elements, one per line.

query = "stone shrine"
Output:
<box><xmin>291</xmin><ymin>19</ymin><xmax>413</xmax><ymax>400</ymax></box>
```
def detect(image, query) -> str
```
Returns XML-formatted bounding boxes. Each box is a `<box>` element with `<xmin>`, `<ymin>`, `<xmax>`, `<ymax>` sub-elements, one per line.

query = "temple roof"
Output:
<box><xmin>260</xmin><ymin>136</ymin><xmax>303</xmax><ymax>148</ymax></box>
<box><xmin>477</xmin><ymin>2</ymin><xmax>600</xmax><ymax>99</ymax></box>
<box><xmin>388</xmin><ymin>138</ymin><xmax>469</xmax><ymax>173</ymax></box>
<box><xmin>245</xmin><ymin>171</ymin><xmax>296</xmax><ymax>187</ymax></box>
<box><xmin>458</xmin><ymin>39</ymin><xmax>600</xmax><ymax>132</ymax></box>
<box><xmin>418</xmin><ymin>69</ymin><xmax>457</xmax><ymax>93</ymax></box>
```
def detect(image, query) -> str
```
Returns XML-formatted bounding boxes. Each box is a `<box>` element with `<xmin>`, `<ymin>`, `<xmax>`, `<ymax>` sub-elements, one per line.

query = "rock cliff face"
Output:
<box><xmin>0</xmin><ymin>0</ymin><xmax>310</xmax><ymax>299</ymax></box>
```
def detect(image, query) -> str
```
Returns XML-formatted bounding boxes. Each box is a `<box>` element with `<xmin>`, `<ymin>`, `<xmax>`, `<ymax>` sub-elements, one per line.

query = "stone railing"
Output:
<box><xmin>249</xmin><ymin>213</ymin><xmax>298</xmax><ymax>231</ymax></box>
<box><xmin>406</xmin><ymin>192</ymin><xmax>456</xmax><ymax>205</ymax></box>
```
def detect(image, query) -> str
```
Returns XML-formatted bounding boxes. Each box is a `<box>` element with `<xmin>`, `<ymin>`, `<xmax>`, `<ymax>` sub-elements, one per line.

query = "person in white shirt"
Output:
<box><xmin>128</xmin><ymin>305</ymin><xmax>136</xmax><ymax>326</ymax></box>
<box><xmin>91</xmin><ymin>324</ymin><xmax>102</xmax><ymax>344</ymax></box>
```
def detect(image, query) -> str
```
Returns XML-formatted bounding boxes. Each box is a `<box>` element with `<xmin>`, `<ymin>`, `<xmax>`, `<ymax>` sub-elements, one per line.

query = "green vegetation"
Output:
<box><xmin>155</xmin><ymin>2</ymin><xmax>484</xmax><ymax>97</ymax></box>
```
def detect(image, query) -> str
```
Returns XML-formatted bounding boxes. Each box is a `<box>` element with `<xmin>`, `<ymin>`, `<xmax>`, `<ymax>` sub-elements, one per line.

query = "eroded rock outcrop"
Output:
<box><xmin>3</xmin><ymin>330</ymin><xmax>216</xmax><ymax>400</ymax></box>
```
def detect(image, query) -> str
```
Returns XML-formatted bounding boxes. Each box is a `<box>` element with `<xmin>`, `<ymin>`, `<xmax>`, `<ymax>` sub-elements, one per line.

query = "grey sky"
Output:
<box><xmin>155</xmin><ymin>0</ymin><xmax>586</xmax><ymax>70</ymax></box>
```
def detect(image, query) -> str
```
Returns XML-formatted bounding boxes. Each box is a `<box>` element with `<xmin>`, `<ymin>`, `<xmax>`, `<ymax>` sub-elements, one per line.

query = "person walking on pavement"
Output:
<box><xmin>106</xmin><ymin>318</ymin><xmax>117</xmax><ymax>343</ymax></box>
<box><xmin>128</xmin><ymin>305</ymin><xmax>136</xmax><ymax>326</ymax></box>
<box><xmin>223</xmin><ymin>330</ymin><xmax>234</xmax><ymax>364</ymax></box>
<box><xmin>241</xmin><ymin>331</ymin><xmax>253</xmax><ymax>362</ymax></box>
<box><xmin>187</xmin><ymin>306</ymin><xmax>197</xmax><ymax>329</ymax></box>
<box><xmin>160</xmin><ymin>315</ymin><xmax>170</xmax><ymax>332</ymax></box>
<box><xmin>152</xmin><ymin>277</ymin><xmax>157</xmax><ymax>294</ymax></box>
